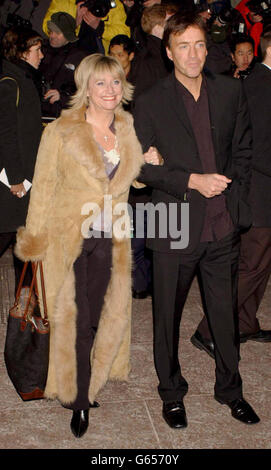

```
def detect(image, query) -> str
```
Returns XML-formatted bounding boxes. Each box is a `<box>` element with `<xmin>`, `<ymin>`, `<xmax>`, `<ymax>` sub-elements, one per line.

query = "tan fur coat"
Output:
<box><xmin>15</xmin><ymin>105</ymin><xmax>144</xmax><ymax>405</ymax></box>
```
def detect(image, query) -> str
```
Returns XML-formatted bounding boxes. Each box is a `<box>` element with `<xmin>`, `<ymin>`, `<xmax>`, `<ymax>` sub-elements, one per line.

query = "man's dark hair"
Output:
<box><xmin>109</xmin><ymin>34</ymin><xmax>136</xmax><ymax>55</ymax></box>
<box><xmin>163</xmin><ymin>11</ymin><xmax>207</xmax><ymax>49</ymax></box>
<box><xmin>229</xmin><ymin>34</ymin><xmax>255</xmax><ymax>54</ymax></box>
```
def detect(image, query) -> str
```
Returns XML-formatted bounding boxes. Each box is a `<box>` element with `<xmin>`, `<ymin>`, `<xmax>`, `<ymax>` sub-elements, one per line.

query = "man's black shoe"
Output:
<box><xmin>190</xmin><ymin>330</ymin><xmax>215</xmax><ymax>359</ymax></box>
<box><xmin>240</xmin><ymin>329</ymin><xmax>271</xmax><ymax>343</ymax></box>
<box><xmin>132</xmin><ymin>289</ymin><xmax>149</xmax><ymax>299</ymax></box>
<box><xmin>162</xmin><ymin>401</ymin><xmax>188</xmax><ymax>429</ymax></box>
<box><xmin>70</xmin><ymin>409</ymin><xmax>89</xmax><ymax>438</ymax></box>
<box><xmin>215</xmin><ymin>396</ymin><xmax>260</xmax><ymax>424</ymax></box>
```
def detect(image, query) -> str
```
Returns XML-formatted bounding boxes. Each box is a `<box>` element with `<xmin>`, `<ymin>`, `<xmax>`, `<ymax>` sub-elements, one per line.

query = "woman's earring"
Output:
<box><xmin>86</xmin><ymin>96</ymin><xmax>90</xmax><ymax>107</ymax></box>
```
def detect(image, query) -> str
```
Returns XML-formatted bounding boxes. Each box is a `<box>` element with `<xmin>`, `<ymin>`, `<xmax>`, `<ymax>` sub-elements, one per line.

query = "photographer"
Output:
<box><xmin>199</xmin><ymin>2</ymin><xmax>247</xmax><ymax>74</ymax></box>
<box><xmin>42</xmin><ymin>0</ymin><xmax>130</xmax><ymax>54</ymax></box>
<box><xmin>0</xmin><ymin>0</ymin><xmax>51</xmax><ymax>38</ymax></box>
<box><xmin>235</xmin><ymin>0</ymin><xmax>271</xmax><ymax>55</ymax></box>
<box><xmin>124</xmin><ymin>0</ymin><xmax>185</xmax><ymax>49</ymax></box>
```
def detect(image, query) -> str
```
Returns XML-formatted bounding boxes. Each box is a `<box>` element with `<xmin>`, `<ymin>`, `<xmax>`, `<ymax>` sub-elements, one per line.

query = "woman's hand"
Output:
<box><xmin>144</xmin><ymin>146</ymin><xmax>164</xmax><ymax>165</ymax></box>
<box><xmin>10</xmin><ymin>183</ymin><xmax>26</xmax><ymax>198</ymax></box>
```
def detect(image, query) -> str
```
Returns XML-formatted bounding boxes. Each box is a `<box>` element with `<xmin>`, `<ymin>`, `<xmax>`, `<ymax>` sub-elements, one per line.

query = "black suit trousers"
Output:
<box><xmin>198</xmin><ymin>226</ymin><xmax>271</xmax><ymax>337</ymax></box>
<box><xmin>152</xmin><ymin>231</ymin><xmax>243</xmax><ymax>403</ymax></box>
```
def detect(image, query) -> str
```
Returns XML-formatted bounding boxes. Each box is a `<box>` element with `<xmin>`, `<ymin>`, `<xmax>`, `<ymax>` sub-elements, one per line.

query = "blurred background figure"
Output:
<box><xmin>229</xmin><ymin>33</ymin><xmax>255</xmax><ymax>77</ymax></box>
<box><xmin>109</xmin><ymin>33</ymin><xmax>136</xmax><ymax>79</ymax></box>
<box><xmin>0</xmin><ymin>0</ymin><xmax>51</xmax><ymax>39</ymax></box>
<box><xmin>42</xmin><ymin>0</ymin><xmax>130</xmax><ymax>55</ymax></box>
<box><xmin>0</xmin><ymin>27</ymin><xmax>43</xmax><ymax>291</ymax></box>
<box><xmin>235</xmin><ymin>0</ymin><xmax>271</xmax><ymax>57</ymax></box>
<box><xmin>39</xmin><ymin>11</ymin><xmax>87</xmax><ymax>123</ymax></box>
<box><xmin>192</xmin><ymin>28</ymin><xmax>271</xmax><ymax>355</ymax></box>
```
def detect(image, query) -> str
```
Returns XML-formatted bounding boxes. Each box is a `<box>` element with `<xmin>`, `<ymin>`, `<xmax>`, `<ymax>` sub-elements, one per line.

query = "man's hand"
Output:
<box><xmin>76</xmin><ymin>2</ymin><xmax>87</xmax><ymax>26</ymax></box>
<box><xmin>233</xmin><ymin>68</ymin><xmax>241</xmax><ymax>79</ymax></box>
<box><xmin>188</xmin><ymin>173</ymin><xmax>232</xmax><ymax>198</ymax></box>
<box><xmin>143</xmin><ymin>0</ymin><xmax>161</xmax><ymax>6</ymax></box>
<box><xmin>83</xmin><ymin>10</ymin><xmax>101</xmax><ymax>28</ymax></box>
<box><xmin>44</xmin><ymin>89</ymin><xmax>60</xmax><ymax>104</ymax></box>
<box><xmin>144</xmin><ymin>146</ymin><xmax>164</xmax><ymax>165</ymax></box>
<box><xmin>122</xmin><ymin>0</ymin><xmax>135</xmax><ymax>7</ymax></box>
<box><xmin>10</xmin><ymin>183</ymin><xmax>26</xmax><ymax>198</ymax></box>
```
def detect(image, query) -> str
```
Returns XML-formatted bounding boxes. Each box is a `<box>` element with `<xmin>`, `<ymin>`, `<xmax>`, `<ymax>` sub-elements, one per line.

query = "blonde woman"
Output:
<box><xmin>15</xmin><ymin>54</ymin><xmax>159</xmax><ymax>438</ymax></box>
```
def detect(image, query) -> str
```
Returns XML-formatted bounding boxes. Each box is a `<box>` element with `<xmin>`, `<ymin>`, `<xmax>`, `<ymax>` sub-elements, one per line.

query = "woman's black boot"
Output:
<box><xmin>70</xmin><ymin>409</ymin><xmax>89</xmax><ymax>438</ymax></box>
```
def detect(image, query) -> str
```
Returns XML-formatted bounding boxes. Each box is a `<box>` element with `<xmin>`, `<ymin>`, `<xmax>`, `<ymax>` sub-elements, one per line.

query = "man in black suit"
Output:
<box><xmin>192</xmin><ymin>29</ymin><xmax>271</xmax><ymax>355</ymax></box>
<box><xmin>133</xmin><ymin>11</ymin><xmax>260</xmax><ymax>428</ymax></box>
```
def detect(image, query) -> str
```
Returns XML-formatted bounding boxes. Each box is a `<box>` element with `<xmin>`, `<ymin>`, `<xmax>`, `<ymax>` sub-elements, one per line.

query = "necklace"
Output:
<box><xmin>84</xmin><ymin>113</ymin><xmax>112</xmax><ymax>143</ymax></box>
<box><xmin>95</xmin><ymin>126</ymin><xmax>111</xmax><ymax>143</ymax></box>
<box><xmin>92</xmin><ymin>121</ymin><xmax>112</xmax><ymax>143</ymax></box>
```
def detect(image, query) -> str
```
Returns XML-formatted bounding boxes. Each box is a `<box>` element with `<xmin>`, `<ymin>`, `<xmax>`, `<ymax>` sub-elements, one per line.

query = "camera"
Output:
<box><xmin>238</xmin><ymin>60</ymin><xmax>255</xmax><ymax>79</ymax></box>
<box><xmin>6</xmin><ymin>13</ymin><xmax>32</xmax><ymax>29</ymax></box>
<box><xmin>246</xmin><ymin>0</ymin><xmax>271</xmax><ymax>19</ymax></box>
<box><xmin>210</xmin><ymin>6</ymin><xmax>247</xmax><ymax>35</ymax></box>
<box><xmin>76</xmin><ymin>0</ymin><xmax>116</xmax><ymax>18</ymax></box>
<box><xmin>41</xmin><ymin>77</ymin><xmax>52</xmax><ymax>102</ymax></box>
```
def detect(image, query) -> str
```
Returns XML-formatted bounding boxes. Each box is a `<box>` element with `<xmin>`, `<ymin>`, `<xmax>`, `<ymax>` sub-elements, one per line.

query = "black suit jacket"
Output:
<box><xmin>133</xmin><ymin>70</ymin><xmax>252</xmax><ymax>254</ymax></box>
<box><xmin>243</xmin><ymin>63</ymin><xmax>271</xmax><ymax>227</ymax></box>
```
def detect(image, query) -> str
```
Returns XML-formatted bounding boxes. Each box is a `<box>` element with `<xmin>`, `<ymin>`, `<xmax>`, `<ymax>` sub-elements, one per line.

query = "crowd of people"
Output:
<box><xmin>0</xmin><ymin>0</ymin><xmax>271</xmax><ymax>439</ymax></box>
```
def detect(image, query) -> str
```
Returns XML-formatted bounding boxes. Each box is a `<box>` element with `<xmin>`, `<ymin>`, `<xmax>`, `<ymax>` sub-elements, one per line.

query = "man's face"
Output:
<box><xmin>231</xmin><ymin>42</ymin><xmax>254</xmax><ymax>71</ymax></box>
<box><xmin>166</xmin><ymin>26</ymin><xmax>207</xmax><ymax>82</ymax></box>
<box><xmin>49</xmin><ymin>29</ymin><xmax>69</xmax><ymax>48</ymax></box>
<box><xmin>109</xmin><ymin>44</ymin><xmax>134</xmax><ymax>73</ymax></box>
<box><xmin>249</xmin><ymin>11</ymin><xmax>263</xmax><ymax>23</ymax></box>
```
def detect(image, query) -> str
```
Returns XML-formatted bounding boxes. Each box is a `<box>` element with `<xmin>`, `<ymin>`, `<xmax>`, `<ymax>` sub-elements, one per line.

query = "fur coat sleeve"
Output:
<box><xmin>15</xmin><ymin>122</ymin><xmax>61</xmax><ymax>261</ymax></box>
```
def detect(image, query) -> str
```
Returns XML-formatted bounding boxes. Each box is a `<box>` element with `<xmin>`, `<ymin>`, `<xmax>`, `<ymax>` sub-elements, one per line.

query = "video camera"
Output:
<box><xmin>5</xmin><ymin>0</ymin><xmax>39</xmax><ymax>30</ymax></box>
<box><xmin>6</xmin><ymin>13</ymin><xmax>32</xmax><ymax>29</ymax></box>
<box><xmin>76</xmin><ymin>0</ymin><xmax>116</xmax><ymax>18</ymax></box>
<box><xmin>246</xmin><ymin>0</ymin><xmax>271</xmax><ymax>19</ymax></box>
<box><xmin>210</xmin><ymin>5</ymin><xmax>247</xmax><ymax>35</ymax></box>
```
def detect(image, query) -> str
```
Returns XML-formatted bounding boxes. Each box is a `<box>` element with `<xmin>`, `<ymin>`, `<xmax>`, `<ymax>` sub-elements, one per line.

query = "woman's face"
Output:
<box><xmin>22</xmin><ymin>41</ymin><xmax>43</xmax><ymax>69</ymax></box>
<box><xmin>87</xmin><ymin>71</ymin><xmax>123</xmax><ymax>113</ymax></box>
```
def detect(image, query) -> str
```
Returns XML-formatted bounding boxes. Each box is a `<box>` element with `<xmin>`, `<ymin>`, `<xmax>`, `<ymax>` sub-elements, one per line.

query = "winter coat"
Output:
<box><xmin>0</xmin><ymin>59</ymin><xmax>42</xmax><ymax>233</ymax></box>
<box><xmin>15</xmin><ymin>105</ymin><xmax>144</xmax><ymax>405</ymax></box>
<box><xmin>39</xmin><ymin>41</ymin><xmax>87</xmax><ymax>118</ymax></box>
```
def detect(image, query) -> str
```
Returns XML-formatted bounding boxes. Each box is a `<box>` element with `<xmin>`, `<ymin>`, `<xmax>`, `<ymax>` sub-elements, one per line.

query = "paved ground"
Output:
<box><xmin>0</xmin><ymin>247</ymin><xmax>270</xmax><ymax>454</ymax></box>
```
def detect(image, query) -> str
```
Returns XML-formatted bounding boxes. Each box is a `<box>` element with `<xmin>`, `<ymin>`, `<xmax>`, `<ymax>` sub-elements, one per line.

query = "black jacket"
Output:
<box><xmin>134</xmin><ymin>70</ymin><xmax>252</xmax><ymax>253</ymax></box>
<box><xmin>39</xmin><ymin>41</ymin><xmax>87</xmax><ymax>118</ymax></box>
<box><xmin>131</xmin><ymin>35</ymin><xmax>171</xmax><ymax>102</ymax></box>
<box><xmin>243</xmin><ymin>62</ymin><xmax>271</xmax><ymax>227</ymax></box>
<box><xmin>0</xmin><ymin>59</ymin><xmax>42</xmax><ymax>232</ymax></box>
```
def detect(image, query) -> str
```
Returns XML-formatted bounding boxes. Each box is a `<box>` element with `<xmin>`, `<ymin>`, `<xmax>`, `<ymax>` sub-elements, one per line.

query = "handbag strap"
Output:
<box><xmin>14</xmin><ymin>261</ymin><xmax>48</xmax><ymax>322</ymax></box>
<box><xmin>0</xmin><ymin>77</ymin><xmax>19</xmax><ymax>107</ymax></box>
<box><xmin>38</xmin><ymin>261</ymin><xmax>48</xmax><ymax>321</ymax></box>
<box><xmin>14</xmin><ymin>261</ymin><xmax>29</xmax><ymax>304</ymax></box>
<box><xmin>22</xmin><ymin>262</ymin><xmax>38</xmax><ymax>322</ymax></box>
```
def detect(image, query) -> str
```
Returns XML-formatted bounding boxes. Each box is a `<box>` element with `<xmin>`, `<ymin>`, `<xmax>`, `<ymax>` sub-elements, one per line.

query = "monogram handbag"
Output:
<box><xmin>4</xmin><ymin>261</ymin><xmax>50</xmax><ymax>401</ymax></box>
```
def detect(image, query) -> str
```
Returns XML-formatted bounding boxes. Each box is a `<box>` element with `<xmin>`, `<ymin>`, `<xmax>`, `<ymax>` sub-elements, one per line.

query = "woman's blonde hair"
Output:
<box><xmin>68</xmin><ymin>53</ymin><xmax>134</xmax><ymax>109</ymax></box>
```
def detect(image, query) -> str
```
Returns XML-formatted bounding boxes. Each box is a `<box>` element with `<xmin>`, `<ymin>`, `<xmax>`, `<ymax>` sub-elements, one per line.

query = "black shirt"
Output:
<box><xmin>175</xmin><ymin>75</ymin><xmax>233</xmax><ymax>242</ymax></box>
